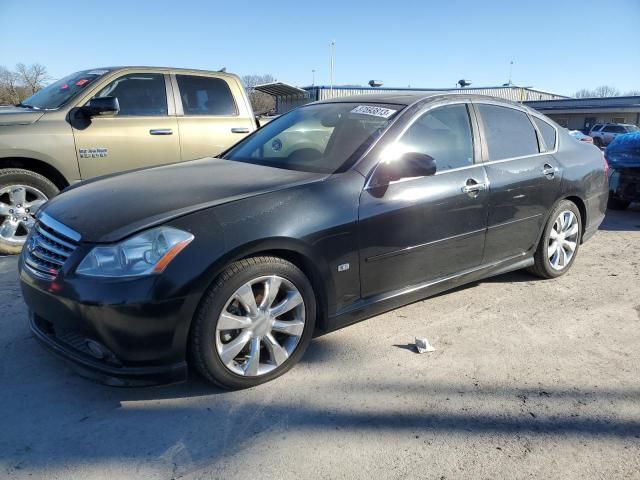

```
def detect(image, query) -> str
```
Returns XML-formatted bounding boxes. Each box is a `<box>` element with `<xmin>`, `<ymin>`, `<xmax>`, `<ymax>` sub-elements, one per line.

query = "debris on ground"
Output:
<box><xmin>415</xmin><ymin>337</ymin><xmax>436</xmax><ymax>353</ymax></box>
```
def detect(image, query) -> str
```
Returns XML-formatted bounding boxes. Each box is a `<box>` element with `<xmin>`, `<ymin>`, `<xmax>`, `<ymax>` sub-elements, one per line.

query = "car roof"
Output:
<box><xmin>317</xmin><ymin>92</ymin><xmax>527</xmax><ymax>109</ymax></box>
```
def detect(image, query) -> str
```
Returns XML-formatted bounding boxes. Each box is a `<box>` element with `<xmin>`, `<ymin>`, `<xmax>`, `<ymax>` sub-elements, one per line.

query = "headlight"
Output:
<box><xmin>76</xmin><ymin>226</ymin><xmax>194</xmax><ymax>278</ymax></box>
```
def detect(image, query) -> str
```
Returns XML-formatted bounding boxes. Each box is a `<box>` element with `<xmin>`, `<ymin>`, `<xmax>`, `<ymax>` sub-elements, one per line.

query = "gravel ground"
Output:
<box><xmin>1</xmin><ymin>206</ymin><xmax>639</xmax><ymax>480</ymax></box>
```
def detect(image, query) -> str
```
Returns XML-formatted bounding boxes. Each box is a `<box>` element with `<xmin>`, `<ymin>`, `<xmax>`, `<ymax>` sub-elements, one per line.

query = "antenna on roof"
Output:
<box><xmin>218</xmin><ymin>67</ymin><xmax>227</xmax><ymax>73</ymax></box>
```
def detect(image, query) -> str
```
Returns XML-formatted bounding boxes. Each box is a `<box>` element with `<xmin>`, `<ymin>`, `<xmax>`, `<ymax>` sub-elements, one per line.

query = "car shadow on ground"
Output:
<box><xmin>598</xmin><ymin>204</ymin><xmax>640</xmax><ymax>231</ymax></box>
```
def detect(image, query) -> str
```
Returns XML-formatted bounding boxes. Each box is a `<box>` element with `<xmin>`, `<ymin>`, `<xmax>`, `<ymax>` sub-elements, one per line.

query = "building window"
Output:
<box><xmin>612</xmin><ymin>117</ymin><xmax>625</xmax><ymax>124</ymax></box>
<box><xmin>556</xmin><ymin>118</ymin><xmax>569</xmax><ymax>128</ymax></box>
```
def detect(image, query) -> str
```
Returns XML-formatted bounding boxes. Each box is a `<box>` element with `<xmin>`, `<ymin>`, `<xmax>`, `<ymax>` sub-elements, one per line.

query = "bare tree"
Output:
<box><xmin>15</xmin><ymin>63</ymin><xmax>50</xmax><ymax>96</ymax></box>
<box><xmin>624</xmin><ymin>90</ymin><xmax>640</xmax><ymax>96</ymax></box>
<box><xmin>592</xmin><ymin>85</ymin><xmax>620</xmax><ymax>97</ymax></box>
<box><xmin>0</xmin><ymin>63</ymin><xmax>50</xmax><ymax>105</ymax></box>
<box><xmin>242</xmin><ymin>74</ymin><xmax>277</xmax><ymax>114</ymax></box>
<box><xmin>574</xmin><ymin>88</ymin><xmax>594</xmax><ymax>98</ymax></box>
<box><xmin>0</xmin><ymin>67</ymin><xmax>21</xmax><ymax>105</ymax></box>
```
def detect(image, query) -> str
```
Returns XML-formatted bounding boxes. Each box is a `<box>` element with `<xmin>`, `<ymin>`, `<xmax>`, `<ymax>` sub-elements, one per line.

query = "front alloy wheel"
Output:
<box><xmin>0</xmin><ymin>168</ymin><xmax>59</xmax><ymax>255</ymax></box>
<box><xmin>190</xmin><ymin>256</ymin><xmax>316</xmax><ymax>389</ymax></box>
<box><xmin>216</xmin><ymin>275</ymin><xmax>305</xmax><ymax>376</ymax></box>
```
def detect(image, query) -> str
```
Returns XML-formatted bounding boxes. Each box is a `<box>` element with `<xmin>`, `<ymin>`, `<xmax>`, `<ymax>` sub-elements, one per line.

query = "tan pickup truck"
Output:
<box><xmin>0</xmin><ymin>67</ymin><xmax>258</xmax><ymax>253</ymax></box>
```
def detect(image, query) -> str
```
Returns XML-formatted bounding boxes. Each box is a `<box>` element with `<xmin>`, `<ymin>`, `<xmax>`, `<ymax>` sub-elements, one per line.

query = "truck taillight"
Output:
<box><xmin>603</xmin><ymin>152</ymin><xmax>609</xmax><ymax>177</ymax></box>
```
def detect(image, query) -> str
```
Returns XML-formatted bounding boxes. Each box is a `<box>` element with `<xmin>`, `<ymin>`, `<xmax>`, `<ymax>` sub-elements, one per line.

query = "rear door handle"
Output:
<box><xmin>542</xmin><ymin>163</ymin><xmax>557</xmax><ymax>178</ymax></box>
<box><xmin>149</xmin><ymin>129</ymin><xmax>173</xmax><ymax>135</ymax></box>
<box><xmin>231</xmin><ymin>127</ymin><xmax>250</xmax><ymax>134</ymax></box>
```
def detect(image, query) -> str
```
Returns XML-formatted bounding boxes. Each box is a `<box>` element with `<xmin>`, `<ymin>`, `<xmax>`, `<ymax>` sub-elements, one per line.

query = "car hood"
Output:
<box><xmin>0</xmin><ymin>106</ymin><xmax>45</xmax><ymax>126</ymax></box>
<box><xmin>40</xmin><ymin>158</ymin><xmax>329</xmax><ymax>243</ymax></box>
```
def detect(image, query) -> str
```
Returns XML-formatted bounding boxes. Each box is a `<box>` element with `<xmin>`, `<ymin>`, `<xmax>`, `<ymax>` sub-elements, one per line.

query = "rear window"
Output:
<box><xmin>533</xmin><ymin>117</ymin><xmax>557</xmax><ymax>151</ymax></box>
<box><xmin>478</xmin><ymin>104</ymin><xmax>540</xmax><ymax>160</ymax></box>
<box><xmin>176</xmin><ymin>75</ymin><xmax>237</xmax><ymax>116</ymax></box>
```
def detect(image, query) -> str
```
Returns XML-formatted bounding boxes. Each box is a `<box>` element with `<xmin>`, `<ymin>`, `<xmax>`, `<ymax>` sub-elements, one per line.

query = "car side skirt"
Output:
<box><xmin>323</xmin><ymin>253</ymin><xmax>534</xmax><ymax>333</ymax></box>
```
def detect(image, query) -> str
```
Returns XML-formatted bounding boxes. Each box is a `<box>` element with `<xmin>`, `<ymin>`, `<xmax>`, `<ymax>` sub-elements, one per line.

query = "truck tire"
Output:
<box><xmin>0</xmin><ymin>168</ymin><xmax>59</xmax><ymax>255</ymax></box>
<box><xmin>607</xmin><ymin>198</ymin><xmax>630</xmax><ymax>210</ymax></box>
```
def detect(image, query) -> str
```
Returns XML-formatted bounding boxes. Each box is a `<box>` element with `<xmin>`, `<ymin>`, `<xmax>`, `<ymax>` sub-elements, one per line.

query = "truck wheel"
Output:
<box><xmin>189</xmin><ymin>256</ymin><xmax>316</xmax><ymax>389</ymax></box>
<box><xmin>527</xmin><ymin>200</ymin><xmax>582</xmax><ymax>279</ymax></box>
<box><xmin>0</xmin><ymin>169</ymin><xmax>59</xmax><ymax>255</ymax></box>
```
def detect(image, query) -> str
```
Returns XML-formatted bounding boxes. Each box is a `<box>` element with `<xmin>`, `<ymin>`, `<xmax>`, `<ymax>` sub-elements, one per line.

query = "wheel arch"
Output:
<box><xmin>193</xmin><ymin>237</ymin><xmax>332</xmax><ymax>333</ymax></box>
<box><xmin>0</xmin><ymin>157</ymin><xmax>70</xmax><ymax>191</ymax></box>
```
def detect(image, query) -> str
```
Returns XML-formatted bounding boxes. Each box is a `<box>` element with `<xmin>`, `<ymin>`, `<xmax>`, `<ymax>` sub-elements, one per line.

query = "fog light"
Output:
<box><xmin>86</xmin><ymin>339</ymin><xmax>107</xmax><ymax>359</ymax></box>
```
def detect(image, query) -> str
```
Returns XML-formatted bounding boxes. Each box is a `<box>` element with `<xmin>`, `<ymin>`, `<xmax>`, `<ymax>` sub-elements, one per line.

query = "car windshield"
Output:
<box><xmin>223</xmin><ymin>102</ymin><xmax>403</xmax><ymax>173</ymax></box>
<box><xmin>624</xmin><ymin>125</ymin><xmax>639</xmax><ymax>132</ymax></box>
<box><xmin>19</xmin><ymin>69</ymin><xmax>110</xmax><ymax>110</ymax></box>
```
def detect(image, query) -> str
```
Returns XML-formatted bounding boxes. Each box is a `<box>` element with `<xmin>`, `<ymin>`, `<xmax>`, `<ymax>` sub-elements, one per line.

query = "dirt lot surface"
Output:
<box><xmin>1</xmin><ymin>206</ymin><xmax>639</xmax><ymax>480</ymax></box>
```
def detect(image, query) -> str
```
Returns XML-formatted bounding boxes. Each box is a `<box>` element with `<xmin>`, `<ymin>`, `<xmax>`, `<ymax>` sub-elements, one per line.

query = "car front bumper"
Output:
<box><xmin>20</xmin><ymin>261</ymin><xmax>196</xmax><ymax>386</ymax></box>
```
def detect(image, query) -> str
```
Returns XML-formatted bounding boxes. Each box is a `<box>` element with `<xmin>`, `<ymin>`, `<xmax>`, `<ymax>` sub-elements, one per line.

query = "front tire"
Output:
<box><xmin>189</xmin><ymin>256</ymin><xmax>316</xmax><ymax>389</ymax></box>
<box><xmin>0</xmin><ymin>168</ymin><xmax>58</xmax><ymax>255</ymax></box>
<box><xmin>528</xmin><ymin>200</ymin><xmax>582</xmax><ymax>279</ymax></box>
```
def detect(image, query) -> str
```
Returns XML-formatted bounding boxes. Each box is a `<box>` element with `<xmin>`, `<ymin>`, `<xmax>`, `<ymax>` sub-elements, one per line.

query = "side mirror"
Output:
<box><xmin>83</xmin><ymin>96</ymin><xmax>119</xmax><ymax>117</ymax></box>
<box><xmin>372</xmin><ymin>152</ymin><xmax>437</xmax><ymax>187</ymax></box>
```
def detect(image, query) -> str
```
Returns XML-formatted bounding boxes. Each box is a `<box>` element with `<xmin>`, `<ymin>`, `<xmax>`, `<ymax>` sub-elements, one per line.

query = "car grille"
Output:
<box><xmin>23</xmin><ymin>215</ymin><xmax>80</xmax><ymax>280</ymax></box>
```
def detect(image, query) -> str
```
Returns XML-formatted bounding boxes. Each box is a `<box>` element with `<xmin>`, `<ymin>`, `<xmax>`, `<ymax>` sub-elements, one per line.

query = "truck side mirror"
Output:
<box><xmin>83</xmin><ymin>96</ymin><xmax>120</xmax><ymax>117</ymax></box>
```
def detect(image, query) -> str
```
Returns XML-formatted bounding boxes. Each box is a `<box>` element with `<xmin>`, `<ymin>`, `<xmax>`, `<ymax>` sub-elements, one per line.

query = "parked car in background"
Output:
<box><xmin>0</xmin><ymin>67</ymin><xmax>258</xmax><ymax>254</ymax></box>
<box><xmin>568</xmin><ymin>130</ymin><xmax>593</xmax><ymax>143</ymax></box>
<box><xmin>589</xmin><ymin>123</ymin><xmax>640</xmax><ymax>148</ymax></box>
<box><xmin>605</xmin><ymin>131</ymin><xmax>640</xmax><ymax>210</ymax></box>
<box><xmin>19</xmin><ymin>93</ymin><xmax>608</xmax><ymax>389</ymax></box>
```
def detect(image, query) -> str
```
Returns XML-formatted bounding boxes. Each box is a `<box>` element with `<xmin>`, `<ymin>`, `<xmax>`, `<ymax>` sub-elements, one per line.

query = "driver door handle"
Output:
<box><xmin>462</xmin><ymin>179</ymin><xmax>487</xmax><ymax>196</ymax></box>
<box><xmin>231</xmin><ymin>127</ymin><xmax>250</xmax><ymax>134</ymax></box>
<box><xmin>149</xmin><ymin>129</ymin><xmax>173</xmax><ymax>135</ymax></box>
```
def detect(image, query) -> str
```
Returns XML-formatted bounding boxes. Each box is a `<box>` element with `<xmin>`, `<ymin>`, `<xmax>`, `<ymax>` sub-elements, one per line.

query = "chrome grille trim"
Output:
<box><xmin>23</xmin><ymin>214</ymin><xmax>80</xmax><ymax>280</ymax></box>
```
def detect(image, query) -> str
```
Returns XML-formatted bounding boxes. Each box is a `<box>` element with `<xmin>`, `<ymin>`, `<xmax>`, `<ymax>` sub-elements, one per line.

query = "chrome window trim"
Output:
<box><xmin>471</xmin><ymin>101</ymin><xmax>560</xmax><ymax>164</ymax></box>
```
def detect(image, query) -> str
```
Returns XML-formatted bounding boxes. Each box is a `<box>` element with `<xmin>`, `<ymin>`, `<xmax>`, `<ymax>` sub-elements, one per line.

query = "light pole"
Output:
<box><xmin>329</xmin><ymin>40</ymin><xmax>335</xmax><ymax>97</ymax></box>
<box><xmin>312</xmin><ymin>69</ymin><xmax>316</xmax><ymax>86</ymax></box>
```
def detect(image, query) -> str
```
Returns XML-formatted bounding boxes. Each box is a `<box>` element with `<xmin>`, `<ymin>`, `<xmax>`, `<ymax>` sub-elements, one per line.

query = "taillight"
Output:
<box><xmin>603</xmin><ymin>151</ymin><xmax>609</xmax><ymax>177</ymax></box>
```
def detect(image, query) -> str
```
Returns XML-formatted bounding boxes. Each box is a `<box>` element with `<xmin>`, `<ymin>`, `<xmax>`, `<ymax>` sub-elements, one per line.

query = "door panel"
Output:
<box><xmin>177</xmin><ymin>116</ymin><xmax>254</xmax><ymax>160</ymax></box>
<box><xmin>474</xmin><ymin>102</ymin><xmax>562</xmax><ymax>263</ymax></box>
<box><xmin>359</xmin><ymin>166</ymin><xmax>489</xmax><ymax>298</ymax></box>
<box><xmin>72</xmin><ymin>72</ymin><xmax>180</xmax><ymax>179</ymax></box>
<box><xmin>482</xmin><ymin>154</ymin><xmax>562</xmax><ymax>262</ymax></box>
<box><xmin>173</xmin><ymin>74</ymin><xmax>255</xmax><ymax>160</ymax></box>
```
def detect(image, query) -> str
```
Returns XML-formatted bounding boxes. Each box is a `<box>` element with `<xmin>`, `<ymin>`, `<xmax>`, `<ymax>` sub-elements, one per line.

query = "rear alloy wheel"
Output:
<box><xmin>528</xmin><ymin>200</ymin><xmax>582</xmax><ymax>279</ymax></box>
<box><xmin>190</xmin><ymin>256</ymin><xmax>316</xmax><ymax>389</ymax></box>
<box><xmin>0</xmin><ymin>169</ymin><xmax>58</xmax><ymax>255</ymax></box>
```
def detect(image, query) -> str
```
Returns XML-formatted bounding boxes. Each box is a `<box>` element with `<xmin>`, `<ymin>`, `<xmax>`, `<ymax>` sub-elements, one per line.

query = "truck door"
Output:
<box><xmin>72</xmin><ymin>72</ymin><xmax>180</xmax><ymax>179</ymax></box>
<box><xmin>171</xmin><ymin>74</ymin><xmax>256</xmax><ymax>161</ymax></box>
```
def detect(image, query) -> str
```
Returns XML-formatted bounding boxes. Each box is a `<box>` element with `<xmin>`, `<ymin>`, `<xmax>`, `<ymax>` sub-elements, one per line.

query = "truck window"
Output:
<box><xmin>93</xmin><ymin>73</ymin><xmax>168</xmax><ymax>116</ymax></box>
<box><xmin>176</xmin><ymin>75</ymin><xmax>238</xmax><ymax>116</ymax></box>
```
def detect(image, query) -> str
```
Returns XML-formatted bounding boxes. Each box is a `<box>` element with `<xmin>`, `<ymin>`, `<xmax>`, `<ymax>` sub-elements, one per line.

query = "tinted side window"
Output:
<box><xmin>93</xmin><ymin>73</ymin><xmax>167</xmax><ymax>116</ymax></box>
<box><xmin>478</xmin><ymin>104</ymin><xmax>539</xmax><ymax>160</ymax></box>
<box><xmin>533</xmin><ymin>117</ymin><xmax>557</xmax><ymax>151</ymax></box>
<box><xmin>591</xmin><ymin>125</ymin><xmax>602</xmax><ymax>132</ymax></box>
<box><xmin>398</xmin><ymin>104</ymin><xmax>474</xmax><ymax>172</ymax></box>
<box><xmin>176</xmin><ymin>75</ymin><xmax>237</xmax><ymax>116</ymax></box>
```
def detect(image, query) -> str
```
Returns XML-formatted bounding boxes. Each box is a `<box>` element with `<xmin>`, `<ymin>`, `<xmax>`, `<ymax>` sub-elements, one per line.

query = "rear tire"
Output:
<box><xmin>0</xmin><ymin>168</ymin><xmax>58</xmax><ymax>255</ymax></box>
<box><xmin>528</xmin><ymin>200</ymin><xmax>582</xmax><ymax>279</ymax></box>
<box><xmin>189</xmin><ymin>256</ymin><xmax>316</xmax><ymax>389</ymax></box>
<box><xmin>607</xmin><ymin>198</ymin><xmax>630</xmax><ymax>210</ymax></box>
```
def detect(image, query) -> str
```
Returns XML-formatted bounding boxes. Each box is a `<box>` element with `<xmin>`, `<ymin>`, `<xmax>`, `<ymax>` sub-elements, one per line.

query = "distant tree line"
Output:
<box><xmin>241</xmin><ymin>74</ymin><xmax>276</xmax><ymax>114</ymax></box>
<box><xmin>0</xmin><ymin>63</ymin><xmax>50</xmax><ymax>105</ymax></box>
<box><xmin>574</xmin><ymin>85</ymin><xmax>640</xmax><ymax>98</ymax></box>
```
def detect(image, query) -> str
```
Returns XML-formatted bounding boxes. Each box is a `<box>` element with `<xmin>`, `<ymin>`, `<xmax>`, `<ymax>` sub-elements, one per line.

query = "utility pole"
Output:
<box><xmin>508</xmin><ymin>60</ymin><xmax>514</xmax><ymax>86</ymax></box>
<box><xmin>329</xmin><ymin>40</ymin><xmax>335</xmax><ymax>97</ymax></box>
<box><xmin>312</xmin><ymin>69</ymin><xmax>316</xmax><ymax>86</ymax></box>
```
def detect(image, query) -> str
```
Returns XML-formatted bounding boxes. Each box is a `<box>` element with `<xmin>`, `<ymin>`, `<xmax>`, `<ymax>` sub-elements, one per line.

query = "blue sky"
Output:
<box><xmin>1</xmin><ymin>0</ymin><xmax>639</xmax><ymax>96</ymax></box>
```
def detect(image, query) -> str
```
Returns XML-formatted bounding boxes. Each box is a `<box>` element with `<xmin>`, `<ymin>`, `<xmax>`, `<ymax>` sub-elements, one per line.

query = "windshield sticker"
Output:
<box><xmin>86</xmin><ymin>69</ymin><xmax>109</xmax><ymax>76</ymax></box>
<box><xmin>75</xmin><ymin>79</ymin><xmax>90</xmax><ymax>87</ymax></box>
<box><xmin>350</xmin><ymin>105</ymin><xmax>397</xmax><ymax>118</ymax></box>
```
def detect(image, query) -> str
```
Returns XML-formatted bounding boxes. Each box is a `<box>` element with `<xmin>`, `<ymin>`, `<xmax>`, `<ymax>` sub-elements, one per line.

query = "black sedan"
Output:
<box><xmin>19</xmin><ymin>93</ymin><xmax>608</xmax><ymax>389</ymax></box>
